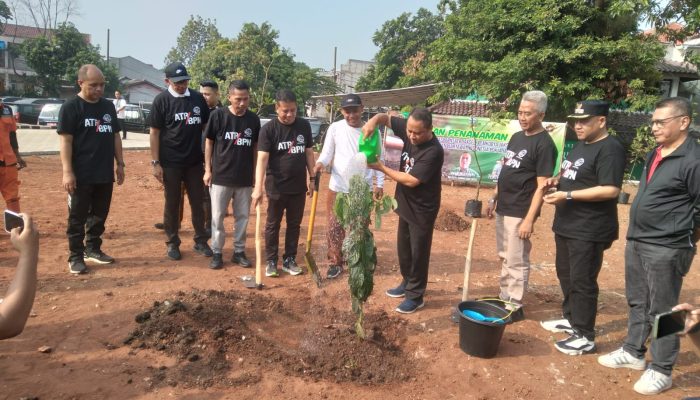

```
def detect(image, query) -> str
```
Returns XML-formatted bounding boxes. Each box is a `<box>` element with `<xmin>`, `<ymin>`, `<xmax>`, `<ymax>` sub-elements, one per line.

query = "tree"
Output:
<box><xmin>189</xmin><ymin>22</ymin><xmax>339</xmax><ymax>114</ymax></box>
<box><xmin>425</xmin><ymin>0</ymin><xmax>665</xmax><ymax>119</ymax></box>
<box><xmin>609</xmin><ymin>0</ymin><xmax>700</xmax><ymax>41</ymax></box>
<box><xmin>0</xmin><ymin>1</ymin><xmax>12</xmax><ymax>34</ymax></box>
<box><xmin>164</xmin><ymin>15</ymin><xmax>221</xmax><ymax>67</ymax></box>
<box><xmin>10</xmin><ymin>0</ymin><xmax>78</xmax><ymax>35</ymax></box>
<box><xmin>355</xmin><ymin>8</ymin><xmax>443</xmax><ymax>92</ymax></box>
<box><xmin>21</xmin><ymin>22</ymin><xmax>118</xmax><ymax>96</ymax></box>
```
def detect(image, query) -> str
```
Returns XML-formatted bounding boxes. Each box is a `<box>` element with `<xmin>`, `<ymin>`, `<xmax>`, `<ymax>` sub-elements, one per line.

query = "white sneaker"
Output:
<box><xmin>540</xmin><ymin>318</ymin><xmax>574</xmax><ymax>334</ymax></box>
<box><xmin>633</xmin><ymin>369</ymin><xmax>672</xmax><ymax>395</ymax></box>
<box><xmin>554</xmin><ymin>333</ymin><xmax>595</xmax><ymax>355</ymax></box>
<box><xmin>598</xmin><ymin>347</ymin><xmax>646</xmax><ymax>370</ymax></box>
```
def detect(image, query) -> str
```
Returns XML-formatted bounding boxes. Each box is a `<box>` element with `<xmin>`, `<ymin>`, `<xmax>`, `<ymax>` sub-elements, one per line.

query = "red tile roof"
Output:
<box><xmin>428</xmin><ymin>100</ymin><xmax>506</xmax><ymax>116</ymax></box>
<box><xmin>1</xmin><ymin>23</ymin><xmax>90</xmax><ymax>42</ymax></box>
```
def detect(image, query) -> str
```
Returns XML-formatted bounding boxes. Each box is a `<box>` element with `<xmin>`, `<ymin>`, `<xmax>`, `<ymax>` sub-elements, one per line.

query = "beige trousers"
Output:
<box><xmin>495</xmin><ymin>212</ymin><xmax>532</xmax><ymax>307</ymax></box>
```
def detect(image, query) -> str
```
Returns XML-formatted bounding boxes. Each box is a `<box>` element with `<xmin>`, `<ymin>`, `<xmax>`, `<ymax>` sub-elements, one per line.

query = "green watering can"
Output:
<box><xmin>359</xmin><ymin>128</ymin><xmax>381</xmax><ymax>163</ymax></box>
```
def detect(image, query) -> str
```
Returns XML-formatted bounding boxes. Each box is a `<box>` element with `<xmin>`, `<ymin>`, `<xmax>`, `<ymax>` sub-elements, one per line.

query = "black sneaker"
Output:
<box><xmin>85</xmin><ymin>250</ymin><xmax>115</xmax><ymax>264</ymax></box>
<box><xmin>509</xmin><ymin>306</ymin><xmax>525</xmax><ymax>323</ymax></box>
<box><xmin>232</xmin><ymin>252</ymin><xmax>252</xmax><ymax>267</ymax></box>
<box><xmin>69</xmin><ymin>259</ymin><xmax>88</xmax><ymax>274</ymax></box>
<box><xmin>386</xmin><ymin>283</ymin><xmax>406</xmax><ymax>298</ymax></box>
<box><xmin>555</xmin><ymin>333</ymin><xmax>595</xmax><ymax>355</ymax></box>
<box><xmin>193</xmin><ymin>242</ymin><xmax>213</xmax><ymax>257</ymax></box>
<box><xmin>209</xmin><ymin>253</ymin><xmax>223</xmax><ymax>269</ymax></box>
<box><xmin>167</xmin><ymin>244</ymin><xmax>181</xmax><ymax>260</ymax></box>
<box><xmin>326</xmin><ymin>264</ymin><xmax>343</xmax><ymax>279</ymax></box>
<box><xmin>265</xmin><ymin>260</ymin><xmax>279</xmax><ymax>277</ymax></box>
<box><xmin>282</xmin><ymin>257</ymin><xmax>303</xmax><ymax>276</ymax></box>
<box><xmin>154</xmin><ymin>222</ymin><xmax>165</xmax><ymax>230</ymax></box>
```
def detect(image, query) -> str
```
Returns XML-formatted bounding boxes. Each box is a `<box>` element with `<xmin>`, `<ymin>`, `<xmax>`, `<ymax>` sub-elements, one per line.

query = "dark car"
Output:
<box><xmin>6</xmin><ymin>98</ymin><xmax>64</xmax><ymax>124</ymax></box>
<box><xmin>121</xmin><ymin>104</ymin><xmax>150</xmax><ymax>133</ymax></box>
<box><xmin>305</xmin><ymin>117</ymin><xmax>329</xmax><ymax>145</ymax></box>
<box><xmin>37</xmin><ymin>103</ymin><xmax>61</xmax><ymax>127</ymax></box>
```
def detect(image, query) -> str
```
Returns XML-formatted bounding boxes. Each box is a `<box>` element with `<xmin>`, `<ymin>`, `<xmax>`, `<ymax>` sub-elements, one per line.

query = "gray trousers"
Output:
<box><xmin>209</xmin><ymin>184</ymin><xmax>253</xmax><ymax>254</ymax></box>
<box><xmin>495</xmin><ymin>213</ymin><xmax>532</xmax><ymax>307</ymax></box>
<box><xmin>623</xmin><ymin>240</ymin><xmax>695</xmax><ymax>375</ymax></box>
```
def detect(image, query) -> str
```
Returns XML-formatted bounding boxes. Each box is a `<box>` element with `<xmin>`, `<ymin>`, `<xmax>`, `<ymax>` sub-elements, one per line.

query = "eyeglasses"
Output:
<box><xmin>650</xmin><ymin>115</ymin><xmax>687</xmax><ymax>128</ymax></box>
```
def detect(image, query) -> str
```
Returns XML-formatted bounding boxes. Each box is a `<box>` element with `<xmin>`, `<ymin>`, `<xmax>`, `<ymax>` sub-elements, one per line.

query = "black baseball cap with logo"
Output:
<box><xmin>164</xmin><ymin>62</ymin><xmax>191</xmax><ymax>83</ymax></box>
<box><xmin>340</xmin><ymin>94</ymin><xmax>362</xmax><ymax>108</ymax></box>
<box><xmin>568</xmin><ymin>100</ymin><xmax>609</xmax><ymax>119</ymax></box>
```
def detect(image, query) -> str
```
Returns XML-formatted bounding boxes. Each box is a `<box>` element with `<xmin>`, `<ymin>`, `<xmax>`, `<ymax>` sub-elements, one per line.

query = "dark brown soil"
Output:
<box><xmin>434</xmin><ymin>209</ymin><xmax>470</xmax><ymax>232</ymax></box>
<box><xmin>124</xmin><ymin>289</ymin><xmax>412</xmax><ymax>389</ymax></box>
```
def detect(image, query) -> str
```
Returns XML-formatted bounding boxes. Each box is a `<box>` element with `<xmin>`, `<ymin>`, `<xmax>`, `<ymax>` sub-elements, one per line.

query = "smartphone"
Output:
<box><xmin>652</xmin><ymin>309</ymin><xmax>687</xmax><ymax>339</ymax></box>
<box><xmin>4</xmin><ymin>210</ymin><xmax>23</xmax><ymax>233</ymax></box>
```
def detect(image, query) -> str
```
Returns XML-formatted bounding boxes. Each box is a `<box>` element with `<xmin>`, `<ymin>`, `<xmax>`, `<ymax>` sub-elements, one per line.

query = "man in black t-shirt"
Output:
<box><xmin>541</xmin><ymin>100</ymin><xmax>625</xmax><ymax>356</ymax></box>
<box><xmin>204</xmin><ymin>80</ymin><xmax>260</xmax><ymax>270</ymax></box>
<box><xmin>199</xmin><ymin>79</ymin><xmax>221</xmax><ymax>236</ymax></box>
<box><xmin>363</xmin><ymin>108</ymin><xmax>443</xmax><ymax>314</ymax></box>
<box><xmin>57</xmin><ymin>64</ymin><xmax>125</xmax><ymax>274</ymax></box>
<box><xmin>485</xmin><ymin>91</ymin><xmax>557</xmax><ymax>321</ymax></box>
<box><xmin>252</xmin><ymin>89</ymin><xmax>315</xmax><ymax>278</ymax></box>
<box><xmin>150</xmin><ymin>62</ymin><xmax>212</xmax><ymax>261</ymax></box>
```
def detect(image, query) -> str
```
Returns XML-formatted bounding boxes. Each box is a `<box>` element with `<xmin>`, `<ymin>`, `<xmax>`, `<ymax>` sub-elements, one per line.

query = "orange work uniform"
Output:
<box><xmin>0</xmin><ymin>103</ymin><xmax>20</xmax><ymax>211</ymax></box>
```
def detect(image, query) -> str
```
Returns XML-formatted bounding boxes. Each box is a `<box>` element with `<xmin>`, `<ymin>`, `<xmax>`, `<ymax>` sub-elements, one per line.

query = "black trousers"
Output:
<box><xmin>554</xmin><ymin>234</ymin><xmax>611</xmax><ymax>340</ymax></box>
<box><xmin>67</xmin><ymin>182</ymin><xmax>113</xmax><ymax>261</ymax></box>
<box><xmin>118</xmin><ymin>118</ymin><xmax>126</xmax><ymax>139</ymax></box>
<box><xmin>264</xmin><ymin>192</ymin><xmax>306</xmax><ymax>263</ymax></box>
<box><xmin>397</xmin><ymin>217</ymin><xmax>435</xmax><ymax>301</ymax></box>
<box><xmin>162</xmin><ymin>164</ymin><xmax>207</xmax><ymax>247</ymax></box>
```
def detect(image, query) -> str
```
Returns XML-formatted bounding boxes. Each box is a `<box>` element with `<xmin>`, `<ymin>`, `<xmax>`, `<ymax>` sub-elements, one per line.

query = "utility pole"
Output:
<box><xmin>106</xmin><ymin>28</ymin><xmax>110</xmax><ymax>61</ymax></box>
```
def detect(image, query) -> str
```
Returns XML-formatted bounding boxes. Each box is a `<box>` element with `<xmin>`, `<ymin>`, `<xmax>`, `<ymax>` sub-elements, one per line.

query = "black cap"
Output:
<box><xmin>164</xmin><ymin>62</ymin><xmax>191</xmax><ymax>83</ymax></box>
<box><xmin>340</xmin><ymin>93</ymin><xmax>362</xmax><ymax>108</ymax></box>
<box><xmin>568</xmin><ymin>100</ymin><xmax>609</xmax><ymax>119</ymax></box>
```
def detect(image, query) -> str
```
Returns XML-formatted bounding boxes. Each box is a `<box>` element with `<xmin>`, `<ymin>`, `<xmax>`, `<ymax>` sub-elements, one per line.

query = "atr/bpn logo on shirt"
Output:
<box><xmin>561</xmin><ymin>158</ymin><xmax>585</xmax><ymax>180</ymax></box>
<box><xmin>224</xmin><ymin>129</ymin><xmax>253</xmax><ymax>147</ymax></box>
<box><xmin>84</xmin><ymin>116</ymin><xmax>113</xmax><ymax>133</ymax></box>
<box><xmin>504</xmin><ymin>149</ymin><xmax>528</xmax><ymax>169</ymax></box>
<box><xmin>173</xmin><ymin>107</ymin><xmax>202</xmax><ymax>125</ymax></box>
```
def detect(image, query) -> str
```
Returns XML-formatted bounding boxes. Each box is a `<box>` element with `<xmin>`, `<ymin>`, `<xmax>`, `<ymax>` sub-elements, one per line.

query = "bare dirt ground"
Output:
<box><xmin>0</xmin><ymin>150</ymin><xmax>698</xmax><ymax>400</ymax></box>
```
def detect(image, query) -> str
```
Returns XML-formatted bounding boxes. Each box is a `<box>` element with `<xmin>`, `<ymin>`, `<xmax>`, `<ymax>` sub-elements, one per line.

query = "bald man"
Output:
<box><xmin>58</xmin><ymin>64</ymin><xmax>125</xmax><ymax>274</ymax></box>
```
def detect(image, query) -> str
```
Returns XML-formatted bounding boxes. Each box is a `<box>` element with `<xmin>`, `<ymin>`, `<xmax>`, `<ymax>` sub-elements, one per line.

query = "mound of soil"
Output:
<box><xmin>124</xmin><ymin>289</ymin><xmax>413</xmax><ymax>389</ymax></box>
<box><xmin>434</xmin><ymin>209</ymin><xmax>469</xmax><ymax>232</ymax></box>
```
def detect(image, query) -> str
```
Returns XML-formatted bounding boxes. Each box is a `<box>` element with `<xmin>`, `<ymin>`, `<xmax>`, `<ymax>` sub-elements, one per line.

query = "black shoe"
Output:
<box><xmin>85</xmin><ymin>249</ymin><xmax>115</xmax><ymax>264</ymax></box>
<box><xmin>386</xmin><ymin>283</ymin><xmax>406</xmax><ymax>298</ymax></box>
<box><xmin>154</xmin><ymin>222</ymin><xmax>165</xmax><ymax>230</ymax></box>
<box><xmin>232</xmin><ymin>252</ymin><xmax>252</xmax><ymax>267</ymax></box>
<box><xmin>326</xmin><ymin>264</ymin><xmax>343</xmax><ymax>279</ymax></box>
<box><xmin>209</xmin><ymin>253</ymin><xmax>223</xmax><ymax>269</ymax></box>
<box><xmin>265</xmin><ymin>260</ymin><xmax>279</xmax><ymax>277</ymax></box>
<box><xmin>509</xmin><ymin>307</ymin><xmax>525</xmax><ymax>323</ymax></box>
<box><xmin>69</xmin><ymin>259</ymin><xmax>88</xmax><ymax>274</ymax></box>
<box><xmin>167</xmin><ymin>244</ymin><xmax>181</xmax><ymax>260</ymax></box>
<box><xmin>193</xmin><ymin>242</ymin><xmax>213</xmax><ymax>257</ymax></box>
<box><xmin>282</xmin><ymin>257</ymin><xmax>303</xmax><ymax>275</ymax></box>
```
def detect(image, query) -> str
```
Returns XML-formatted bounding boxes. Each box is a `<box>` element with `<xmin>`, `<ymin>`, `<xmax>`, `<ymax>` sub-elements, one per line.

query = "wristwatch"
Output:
<box><xmin>151</xmin><ymin>160</ymin><xmax>160</xmax><ymax>167</ymax></box>
<box><xmin>566</xmin><ymin>191</ymin><xmax>573</xmax><ymax>201</ymax></box>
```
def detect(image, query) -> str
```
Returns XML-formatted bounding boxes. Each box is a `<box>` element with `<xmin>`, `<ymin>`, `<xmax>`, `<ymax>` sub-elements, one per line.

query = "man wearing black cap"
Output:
<box><xmin>149</xmin><ymin>61</ymin><xmax>212</xmax><ymax>261</ymax></box>
<box><xmin>312</xmin><ymin>94</ymin><xmax>384</xmax><ymax>279</ymax></box>
<box><xmin>598</xmin><ymin>97</ymin><xmax>699</xmax><ymax>395</ymax></box>
<box><xmin>541</xmin><ymin>100</ymin><xmax>626</xmax><ymax>355</ymax></box>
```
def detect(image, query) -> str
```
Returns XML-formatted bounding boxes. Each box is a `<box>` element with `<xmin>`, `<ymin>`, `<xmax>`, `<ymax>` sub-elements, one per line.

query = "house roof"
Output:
<box><xmin>121</xmin><ymin>79</ymin><xmax>164</xmax><ymax>91</ymax></box>
<box><xmin>310</xmin><ymin>83</ymin><xmax>439</xmax><ymax>107</ymax></box>
<box><xmin>657</xmin><ymin>59</ymin><xmax>699</xmax><ymax>77</ymax></box>
<box><xmin>0</xmin><ymin>23</ymin><xmax>90</xmax><ymax>42</ymax></box>
<box><xmin>428</xmin><ymin>99</ymin><xmax>506</xmax><ymax>117</ymax></box>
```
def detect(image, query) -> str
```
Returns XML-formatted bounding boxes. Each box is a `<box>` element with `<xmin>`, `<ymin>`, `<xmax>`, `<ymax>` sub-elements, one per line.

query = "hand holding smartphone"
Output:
<box><xmin>4</xmin><ymin>209</ymin><xmax>24</xmax><ymax>233</ymax></box>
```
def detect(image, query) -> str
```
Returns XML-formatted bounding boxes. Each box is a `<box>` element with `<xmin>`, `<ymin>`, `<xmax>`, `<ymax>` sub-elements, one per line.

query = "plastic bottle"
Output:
<box><xmin>358</xmin><ymin>128</ymin><xmax>381</xmax><ymax>163</ymax></box>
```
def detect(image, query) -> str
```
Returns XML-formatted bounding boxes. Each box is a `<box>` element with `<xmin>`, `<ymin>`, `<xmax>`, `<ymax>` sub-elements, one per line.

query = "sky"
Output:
<box><xmin>48</xmin><ymin>0</ymin><xmax>441</xmax><ymax>71</ymax></box>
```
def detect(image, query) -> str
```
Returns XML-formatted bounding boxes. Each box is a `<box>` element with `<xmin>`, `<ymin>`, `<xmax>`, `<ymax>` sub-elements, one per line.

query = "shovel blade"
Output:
<box><xmin>304</xmin><ymin>251</ymin><xmax>323</xmax><ymax>288</ymax></box>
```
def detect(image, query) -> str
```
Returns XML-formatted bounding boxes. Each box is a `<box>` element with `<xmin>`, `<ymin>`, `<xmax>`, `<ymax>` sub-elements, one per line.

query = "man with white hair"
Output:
<box><xmin>485</xmin><ymin>90</ymin><xmax>557</xmax><ymax>321</ymax></box>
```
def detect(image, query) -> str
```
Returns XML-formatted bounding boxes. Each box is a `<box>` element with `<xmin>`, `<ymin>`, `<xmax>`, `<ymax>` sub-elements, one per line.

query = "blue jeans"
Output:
<box><xmin>623</xmin><ymin>240</ymin><xmax>695</xmax><ymax>375</ymax></box>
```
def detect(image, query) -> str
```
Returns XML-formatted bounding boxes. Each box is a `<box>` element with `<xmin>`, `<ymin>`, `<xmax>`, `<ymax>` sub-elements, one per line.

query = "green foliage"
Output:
<box><xmin>164</xmin><ymin>15</ymin><xmax>221</xmax><ymax>67</ymax></box>
<box><xmin>189</xmin><ymin>22</ymin><xmax>338</xmax><ymax>114</ymax></box>
<box><xmin>0</xmin><ymin>1</ymin><xmax>11</xmax><ymax>34</ymax></box>
<box><xmin>20</xmin><ymin>22</ymin><xmax>118</xmax><ymax>96</ymax></box>
<box><xmin>625</xmin><ymin>125</ymin><xmax>656</xmax><ymax>181</ymax></box>
<box><xmin>608</xmin><ymin>0</ymin><xmax>700</xmax><ymax>44</ymax></box>
<box><xmin>335</xmin><ymin>175</ymin><xmax>396</xmax><ymax>338</ymax></box>
<box><xmin>355</xmin><ymin>8</ymin><xmax>443</xmax><ymax>92</ymax></box>
<box><xmin>425</xmin><ymin>0</ymin><xmax>665</xmax><ymax>119</ymax></box>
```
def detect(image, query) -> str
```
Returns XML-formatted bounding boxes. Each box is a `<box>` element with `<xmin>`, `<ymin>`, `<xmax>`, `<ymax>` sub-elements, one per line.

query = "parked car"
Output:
<box><xmin>1</xmin><ymin>96</ymin><xmax>22</xmax><ymax>103</ymax></box>
<box><xmin>6</xmin><ymin>98</ymin><xmax>64</xmax><ymax>124</ymax></box>
<box><xmin>304</xmin><ymin>117</ymin><xmax>329</xmax><ymax>145</ymax></box>
<box><xmin>37</xmin><ymin>103</ymin><xmax>61</xmax><ymax>127</ymax></box>
<box><xmin>6</xmin><ymin>104</ymin><xmax>19</xmax><ymax>122</ymax></box>
<box><xmin>121</xmin><ymin>104</ymin><xmax>150</xmax><ymax>133</ymax></box>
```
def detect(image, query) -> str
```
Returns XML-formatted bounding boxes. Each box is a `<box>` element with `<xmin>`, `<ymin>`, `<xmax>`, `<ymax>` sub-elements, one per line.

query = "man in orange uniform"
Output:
<box><xmin>0</xmin><ymin>98</ymin><xmax>26</xmax><ymax>212</ymax></box>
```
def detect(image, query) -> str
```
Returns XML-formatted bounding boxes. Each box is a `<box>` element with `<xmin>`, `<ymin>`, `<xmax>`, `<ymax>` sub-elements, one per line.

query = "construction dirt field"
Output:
<box><xmin>0</xmin><ymin>150</ymin><xmax>698</xmax><ymax>400</ymax></box>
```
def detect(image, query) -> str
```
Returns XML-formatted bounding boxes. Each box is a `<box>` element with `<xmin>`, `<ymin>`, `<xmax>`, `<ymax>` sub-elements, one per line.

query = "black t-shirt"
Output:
<box><xmin>57</xmin><ymin>96</ymin><xmax>119</xmax><ymax>184</ymax></box>
<box><xmin>150</xmin><ymin>89</ymin><xmax>210</xmax><ymax>167</ymax></box>
<box><xmin>205</xmin><ymin>107</ymin><xmax>260</xmax><ymax>187</ymax></box>
<box><xmin>391</xmin><ymin>116</ymin><xmax>444</xmax><ymax>226</ymax></box>
<box><xmin>552</xmin><ymin>135</ymin><xmax>626</xmax><ymax>242</ymax></box>
<box><xmin>258</xmin><ymin>117</ymin><xmax>312</xmax><ymax>195</ymax></box>
<box><xmin>496</xmin><ymin>130</ymin><xmax>557</xmax><ymax>218</ymax></box>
